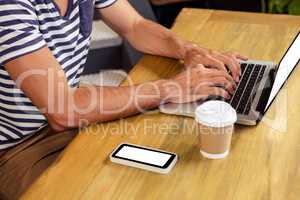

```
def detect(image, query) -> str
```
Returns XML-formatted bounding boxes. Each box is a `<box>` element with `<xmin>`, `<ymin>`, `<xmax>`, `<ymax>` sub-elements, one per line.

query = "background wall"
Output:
<box><xmin>152</xmin><ymin>0</ymin><xmax>300</xmax><ymax>28</ymax></box>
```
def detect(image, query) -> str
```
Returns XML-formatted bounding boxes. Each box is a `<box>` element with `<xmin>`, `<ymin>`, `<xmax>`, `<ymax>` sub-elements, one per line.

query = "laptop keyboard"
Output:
<box><xmin>229</xmin><ymin>63</ymin><xmax>266</xmax><ymax>115</ymax></box>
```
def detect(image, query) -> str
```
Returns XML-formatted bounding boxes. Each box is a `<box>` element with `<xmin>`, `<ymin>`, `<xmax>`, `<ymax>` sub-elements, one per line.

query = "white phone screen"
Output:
<box><xmin>115</xmin><ymin>145</ymin><xmax>172</xmax><ymax>167</ymax></box>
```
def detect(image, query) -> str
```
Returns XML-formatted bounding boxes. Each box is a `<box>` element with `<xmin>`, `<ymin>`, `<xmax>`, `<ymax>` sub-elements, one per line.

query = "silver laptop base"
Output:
<box><xmin>159</xmin><ymin>60</ymin><xmax>276</xmax><ymax>126</ymax></box>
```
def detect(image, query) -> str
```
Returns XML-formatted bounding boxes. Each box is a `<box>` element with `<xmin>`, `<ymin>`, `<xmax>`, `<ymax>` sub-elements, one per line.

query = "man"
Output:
<box><xmin>0</xmin><ymin>0</ymin><xmax>246</xmax><ymax>199</ymax></box>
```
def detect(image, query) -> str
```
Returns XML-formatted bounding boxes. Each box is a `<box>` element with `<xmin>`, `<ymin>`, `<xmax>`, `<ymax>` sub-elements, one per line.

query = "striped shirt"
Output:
<box><xmin>0</xmin><ymin>0</ymin><xmax>117</xmax><ymax>149</ymax></box>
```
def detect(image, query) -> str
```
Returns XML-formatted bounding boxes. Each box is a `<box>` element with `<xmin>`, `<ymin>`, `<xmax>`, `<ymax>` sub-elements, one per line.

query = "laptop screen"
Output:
<box><xmin>265</xmin><ymin>32</ymin><xmax>300</xmax><ymax>112</ymax></box>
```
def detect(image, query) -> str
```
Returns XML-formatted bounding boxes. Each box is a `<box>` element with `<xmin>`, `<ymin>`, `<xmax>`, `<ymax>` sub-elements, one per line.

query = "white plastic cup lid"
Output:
<box><xmin>195</xmin><ymin>100</ymin><xmax>237</xmax><ymax>128</ymax></box>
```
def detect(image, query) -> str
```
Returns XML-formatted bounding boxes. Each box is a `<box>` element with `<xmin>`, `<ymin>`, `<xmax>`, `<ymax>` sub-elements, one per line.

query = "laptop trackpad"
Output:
<box><xmin>159</xmin><ymin>102</ymin><xmax>201</xmax><ymax>118</ymax></box>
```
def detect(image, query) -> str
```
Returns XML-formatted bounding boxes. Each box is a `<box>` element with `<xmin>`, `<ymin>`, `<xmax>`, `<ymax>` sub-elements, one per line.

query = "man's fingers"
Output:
<box><xmin>208</xmin><ymin>77</ymin><xmax>236</xmax><ymax>94</ymax></box>
<box><xmin>223</xmin><ymin>55</ymin><xmax>241</xmax><ymax>82</ymax></box>
<box><xmin>205</xmin><ymin>69</ymin><xmax>236</xmax><ymax>86</ymax></box>
<box><xmin>206</xmin><ymin>86</ymin><xmax>231</xmax><ymax>99</ymax></box>
<box><xmin>226</xmin><ymin>52</ymin><xmax>248</xmax><ymax>61</ymax></box>
<box><xmin>234</xmin><ymin>53</ymin><xmax>248</xmax><ymax>61</ymax></box>
<box><xmin>191</xmin><ymin>75</ymin><xmax>235</xmax><ymax>95</ymax></box>
<box><xmin>214</xmin><ymin>54</ymin><xmax>241</xmax><ymax>82</ymax></box>
<box><xmin>201</xmin><ymin>55</ymin><xmax>227</xmax><ymax>73</ymax></box>
<box><xmin>191</xmin><ymin>78</ymin><xmax>233</xmax><ymax>97</ymax></box>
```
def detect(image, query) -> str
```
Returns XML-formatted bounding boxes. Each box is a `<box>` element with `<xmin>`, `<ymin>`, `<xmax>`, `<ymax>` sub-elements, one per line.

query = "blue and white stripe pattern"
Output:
<box><xmin>0</xmin><ymin>0</ymin><xmax>117</xmax><ymax>149</ymax></box>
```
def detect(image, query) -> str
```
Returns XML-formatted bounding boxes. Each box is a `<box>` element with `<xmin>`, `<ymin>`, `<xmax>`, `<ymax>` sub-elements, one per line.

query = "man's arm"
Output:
<box><xmin>98</xmin><ymin>0</ymin><xmax>188</xmax><ymax>60</ymax></box>
<box><xmin>4</xmin><ymin>47</ymin><xmax>165</xmax><ymax>131</ymax></box>
<box><xmin>97</xmin><ymin>0</ymin><xmax>247</xmax><ymax>82</ymax></box>
<box><xmin>5</xmin><ymin>47</ymin><xmax>234</xmax><ymax>131</ymax></box>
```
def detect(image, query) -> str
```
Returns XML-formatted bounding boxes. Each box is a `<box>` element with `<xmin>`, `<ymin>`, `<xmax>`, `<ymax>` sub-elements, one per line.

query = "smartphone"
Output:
<box><xmin>110</xmin><ymin>143</ymin><xmax>177</xmax><ymax>174</ymax></box>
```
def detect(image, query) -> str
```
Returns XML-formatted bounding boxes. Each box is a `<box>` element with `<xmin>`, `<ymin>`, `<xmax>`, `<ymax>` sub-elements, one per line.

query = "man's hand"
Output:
<box><xmin>159</xmin><ymin>64</ymin><xmax>236</xmax><ymax>103</ymax></box>
<box><xmin>183</xmin><ymin>44</ymin><xmax>248</xmax><ymax>82</ymax></box>
<box><xmin>97</xmin><ymin>0</ymin><xmax>248</xmax><ymax>83</ymax></box>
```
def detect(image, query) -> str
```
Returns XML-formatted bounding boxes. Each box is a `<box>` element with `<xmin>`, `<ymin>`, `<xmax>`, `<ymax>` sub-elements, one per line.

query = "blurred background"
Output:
<box><xmin>152</xmin><ymin>0</ymin><xmax>300</xmax><ymax>27</ymax></box>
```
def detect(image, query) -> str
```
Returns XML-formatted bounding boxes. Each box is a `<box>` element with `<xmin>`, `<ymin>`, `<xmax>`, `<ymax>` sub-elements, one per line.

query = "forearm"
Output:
<box><xmin>98</xmin><ymin>0</ymin><xmax>191</xmax><ymax>60</ymax></box>
<box><xmin>50</xmin><ymin>80</ymin><xmax>167</xmax><ymax>130</ymax></box>
<box><xmin>124</xmin><ymin>19</ymin><xmax>192</xmax><ymax>60</ymax></box>
<box><xmin>78</xmin><ymin>82</ymin><xmax>163</xmax><ymax>121</ymax></box>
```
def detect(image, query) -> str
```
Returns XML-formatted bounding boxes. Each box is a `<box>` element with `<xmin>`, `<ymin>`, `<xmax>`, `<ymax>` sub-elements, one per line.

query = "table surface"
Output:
<box><xmin>23</xmin><ymin>9</ymin><xmax>300</xmax><ymax>200</ymax></box>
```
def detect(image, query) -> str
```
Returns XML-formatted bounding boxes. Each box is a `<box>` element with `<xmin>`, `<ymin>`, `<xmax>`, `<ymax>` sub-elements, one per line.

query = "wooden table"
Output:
<box><xmin>23</xmin><ymin>9</ymin><xmax>300</xmax><ymax>200</ymax></box>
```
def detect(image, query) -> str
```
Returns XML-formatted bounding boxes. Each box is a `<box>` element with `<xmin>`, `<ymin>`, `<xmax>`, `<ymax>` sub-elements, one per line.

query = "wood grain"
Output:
<box><xmin>22</xmin><ymin>9</ymin><xmax>300</xmax><ymax>200</ymax></box>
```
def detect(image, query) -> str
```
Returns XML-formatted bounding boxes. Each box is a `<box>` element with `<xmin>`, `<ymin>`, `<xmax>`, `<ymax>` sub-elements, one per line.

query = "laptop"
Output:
<box><xmin>159</xmin><ymin>32</ymin><xmax>300</xmax><ymax>126</ymax></box>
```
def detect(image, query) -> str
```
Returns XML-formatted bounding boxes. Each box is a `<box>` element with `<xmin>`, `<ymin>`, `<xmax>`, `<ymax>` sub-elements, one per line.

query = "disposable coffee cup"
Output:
<box><xmin>195</xmin><ymin>100</ymin><xmax>237</xmax><ymax>159</ymax></box>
